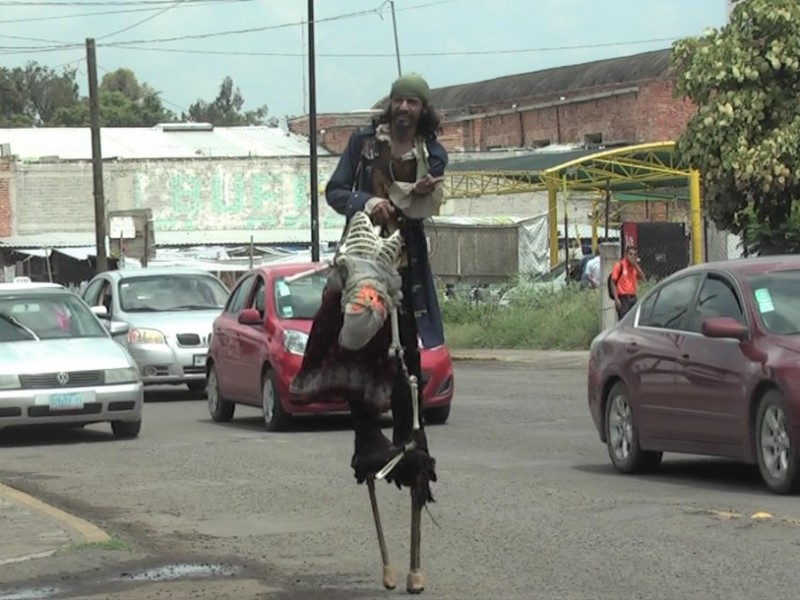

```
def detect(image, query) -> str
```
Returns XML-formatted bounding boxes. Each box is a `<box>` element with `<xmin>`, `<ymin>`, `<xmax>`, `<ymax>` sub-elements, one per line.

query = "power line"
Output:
<box><xmin>101</xmin><ymin>0</ymin><xmax>457</xmax><ymax>46</ymax></box>
<box><xmin>0</xmin><ymin>0</ymin><xmax>245</xmax><ymax>5</ymax></box>
<box><xmin>97</xmin><ymin>0</ymin><xmax>189</xmax><ymax>40</ymax></box>
<box><xmin>0</xmin><ymin>0</ymin><xmax>458</xmax><ymax>53</ymax></box>
<box><xmin>0</xmin><ymin>0</ymin><xmax>254</xmax><ymax>24</ymax></box>
<box><xmin>99</xmin><ymin>37</ymin><xmax>679</xmax><ymax>58</ymax></box>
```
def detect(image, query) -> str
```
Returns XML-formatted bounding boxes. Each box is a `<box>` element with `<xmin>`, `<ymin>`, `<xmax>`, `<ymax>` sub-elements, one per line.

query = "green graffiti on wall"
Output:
<box><xmin>139</xmin><ymin>167</ymin><xmax>344</xmax><ymax>233</ymax></box>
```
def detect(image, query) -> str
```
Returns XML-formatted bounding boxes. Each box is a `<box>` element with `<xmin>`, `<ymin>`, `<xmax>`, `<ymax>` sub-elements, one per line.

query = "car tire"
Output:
<box><xmin>262</xmin><ymin>369</ymin><xmax>290</xmax><ymax>432</ymax></box>
<box><xmin>755</xmin><ymin>389</ymin><xmax>800</xmax><ymax>495</ymax></box>
<box><xmin>604</xmin><ymin>381</ymin><xmax>662</xmax><ymax>474</ymax></box>
<box><xmin>187</xmin><ymin>381</ymin><xmax>206</xmax><ymax>393</ymax></box>
<box><xmin>207</xmin><ymin>364</ymin><xmax>235</xmax><ymax>422</ymax></box>
<box><xmin>425</xmin><ymin>405</ymin><xmax>450</xmax><ymax>425</ymax></box>
<box><xmin>111</xmin><ymin>419</ymin><xmax>141</xmax><ymax>439</ymax></box>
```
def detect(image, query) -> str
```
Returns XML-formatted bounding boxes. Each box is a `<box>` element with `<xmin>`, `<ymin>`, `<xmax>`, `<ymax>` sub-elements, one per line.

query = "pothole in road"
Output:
<box><xmin>0</xmin><ymin>563</ymin><xmax>244</xmax><ymax>599</ymax></box>
<box><xmin>116</xmin><ymin>562</ymin><xmax>243</xmax><ymax>582</ymax></box>
<box><xmin>0</xmin><ymin>587</ymin><xmax>60</xmax><ymax>600</ymax></box>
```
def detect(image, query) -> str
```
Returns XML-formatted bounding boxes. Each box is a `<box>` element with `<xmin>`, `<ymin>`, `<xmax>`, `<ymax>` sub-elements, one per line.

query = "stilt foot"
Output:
<box><xmin>383</xmin><ymin>565</ymin><xmax>396</xmax><ymax>590</ymax></box>
<box><xmin>406</xmin><ymin>569</ymin><xmax>425</xmax><ymax>594</ymax></box>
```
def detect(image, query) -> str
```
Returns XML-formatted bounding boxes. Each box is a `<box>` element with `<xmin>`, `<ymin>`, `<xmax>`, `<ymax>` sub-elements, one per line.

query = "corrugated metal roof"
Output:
<box><xmin>0</xmin><ymin>124</ymin><xmax>328</xmax><ymax>161</ymax></box>
<box><xmin>0</xmin><ymin>228</ymin><xmax>345</xmax><ymax>249</ymax></box>
<box><xmin>374</xmin><ymin>49</ymin><xmax>671</xmax><ymax>112</ymax></box>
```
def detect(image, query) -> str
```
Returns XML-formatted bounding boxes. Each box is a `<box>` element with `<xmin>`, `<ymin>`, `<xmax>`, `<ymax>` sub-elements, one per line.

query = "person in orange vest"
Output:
<box><xmin>610</xmin><ymin>245</ymin><xmax>645</xmax><ymax>319</ymax></box>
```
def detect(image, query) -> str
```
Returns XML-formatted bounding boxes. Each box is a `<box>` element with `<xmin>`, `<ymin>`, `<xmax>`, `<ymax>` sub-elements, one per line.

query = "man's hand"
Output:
<box><xmin>615</xmin><ymin>298</ymin><xmax>622</xmax><ymax>310</ymax></box>
<box><xmin>368</xmin><ymin>198</ymin><xmax>395</xmax><ymax>225</ymax></box>
<box><xmin>413</xmin><ymin>174</ymin><xmax>445</xmax><ymax>195</ymax></box>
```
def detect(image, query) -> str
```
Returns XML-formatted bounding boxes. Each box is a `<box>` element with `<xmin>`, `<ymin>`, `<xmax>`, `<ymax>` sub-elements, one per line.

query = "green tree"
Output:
<box><xmin>0</xmin><ymin>63</ymin><xmax>81</xmax><ymax>126</ymax></box>
<box><xmin>185</xmin><ymin>76</ymin><xmax>274</xmax><ymax>126</ymax></box>
<box><xmin>671</xmin><ymin>0</ymin><xmax>800</xmax><ymax>255</ymax></box>
<box><xmin>49</xmin><ymin>68</ymin><xmax>176</xmax><ymax>127</ymax></box>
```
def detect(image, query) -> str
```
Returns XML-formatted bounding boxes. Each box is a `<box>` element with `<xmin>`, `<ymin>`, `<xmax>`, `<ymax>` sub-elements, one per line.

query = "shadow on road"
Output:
<box><xmin>0</xmin><ymin>424</ymin><xmax>119</xmax><ymax>448</ymax></box>
<box><xmin>199</xmin><ymin>412</ymin><xmax>394</xmax><ymax>435</ymax></box>
<box><xmin>574</xmin><ymin>457</ymin><xmax>766</xmax><ymax>495</ymax></box>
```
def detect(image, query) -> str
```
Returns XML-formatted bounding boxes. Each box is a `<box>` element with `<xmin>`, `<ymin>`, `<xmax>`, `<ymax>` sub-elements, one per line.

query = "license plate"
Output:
<box><xmin>48</xmin><ymin>393</ymin><xmax>84</xmax><ymax>411</ymax></box>
<box><xmin>193</xmin><ymin>354</ymin><xmax>207</xmax><ymax>367</ymax></box>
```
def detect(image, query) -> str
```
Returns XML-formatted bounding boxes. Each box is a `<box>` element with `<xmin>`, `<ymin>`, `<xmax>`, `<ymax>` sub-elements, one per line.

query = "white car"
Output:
<box><xmin>0</xmin><ymin>282</ymin><xmax>143</xmax><ymax>438</ymax></box>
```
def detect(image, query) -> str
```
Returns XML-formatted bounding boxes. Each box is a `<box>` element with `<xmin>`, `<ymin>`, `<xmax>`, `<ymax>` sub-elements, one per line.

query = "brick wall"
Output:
<box><xmin>8</xmin><ymin>156</ymin><xmax>343</xmax><ymax>240</ymax></box>
<box><xmin>0</xmin><ymin>159</ymin><xmax>11</xmax><ymax>237</ymax></box>
<box><xmin>291</xmin><ymin>77</ymin><xmax>698</xmax><ymax>154</ymax></box>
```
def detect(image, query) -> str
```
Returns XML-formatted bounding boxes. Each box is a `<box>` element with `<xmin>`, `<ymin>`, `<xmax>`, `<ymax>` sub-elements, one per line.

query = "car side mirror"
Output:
<box><xmin>238</xmin><ymin>308</ymin><xmax>263</xmax><ymax>326</ymax></box>
<box><xmin>108</xmin><ymin>321</ymin><xmax>129</xmax><ymax>337</ymax></box>
<box><xmin>701</xmin><ymin>316</ymin><xmax>748</xmax><ymax>341</ymax></box>
<box><xmin>91</xmin><ymin>305</ymin><xmax>109</xmax><ymax>319</ymax></box>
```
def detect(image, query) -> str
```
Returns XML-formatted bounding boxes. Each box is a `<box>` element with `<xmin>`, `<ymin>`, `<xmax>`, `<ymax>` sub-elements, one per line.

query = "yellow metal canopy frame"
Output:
<box><xmin>443</xmin><ymin>141</ymin><xmax>702</xmax><ymax>268</ymax></box>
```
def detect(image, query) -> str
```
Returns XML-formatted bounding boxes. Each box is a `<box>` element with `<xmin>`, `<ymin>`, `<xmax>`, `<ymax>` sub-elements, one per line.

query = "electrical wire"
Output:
<box><xmin>0</xmin><ymin>0</ymin><xmax>253</xmax><ymax>25</ymax></box>
<box><xmin>100</xmin><ymin>37</ymin><xmax>679</xmax><ymax>58</ymax></box>
<box><xmin>0</xmin><ymin>0</ymin><xmax>245</xmax><ymax>6</ymax></box>
<box><xmin>97</xmin><ymin>0</ymin><xmax>189</xmax><ymax>40</ymax></box>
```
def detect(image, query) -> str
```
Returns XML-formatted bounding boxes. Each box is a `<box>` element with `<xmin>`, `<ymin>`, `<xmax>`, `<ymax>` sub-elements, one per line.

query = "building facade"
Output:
<box><xmin>289</xmin><ymin>49</ymin><xmax>697</xmax><ymax>155</ymax></box>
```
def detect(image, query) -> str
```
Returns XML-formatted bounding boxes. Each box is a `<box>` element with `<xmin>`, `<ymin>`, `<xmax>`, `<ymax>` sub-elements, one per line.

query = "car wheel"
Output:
<box><xmin>604</xmin><ymin>381</ymin><xmax>662</xmax><ymax>474</ymax></box>
<box><xmin>187</xmin><ymin>381</ymin><xmax>206</xmax><ymax>393</ymax></box>
<box><xmin>755</xmin><ymin>389</ymin><xmax>800</xmax><ymax>495</ymax></box>
<box><xmin>425</xmin><ymin>405</ymin><xmax>450</xmax><ymax>425</ymax></box>
<box><xmin>262</xmin><ymin>369</ymin><xmax>290</xmax><ymax>432</ymax></box>
<box><xmin>111</xmin><ymin>419</ymin><xmax>141</xmax><ymax>439</ymax></box>
<box><xmin>207</xmin><ymin>364</ymin><xmax>235</xmax><ymax>422</ymax></box>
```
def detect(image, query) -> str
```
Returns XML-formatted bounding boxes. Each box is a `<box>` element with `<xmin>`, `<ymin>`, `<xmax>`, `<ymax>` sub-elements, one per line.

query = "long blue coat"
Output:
<box><xmin>324</xmin><ymin>125</ymin><xmax>447</xmax><ymax>349</ymax></box>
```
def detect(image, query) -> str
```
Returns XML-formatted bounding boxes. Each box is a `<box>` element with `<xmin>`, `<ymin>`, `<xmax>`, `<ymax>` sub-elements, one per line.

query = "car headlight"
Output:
<box><xmin>105</xmin><ymin>367</ymin><xmax>140</xmax><ymax>384</ymax></box>
<box><xmin>0</xmin><ymin>374</ymin><xmax>20</xmax><ymax>390</ymax></box>
<box><xmin>127</xmin><ymin>328</ymin><xmax>166</xmax><ymax>345</ymax></box>
<box><xmin>283</xmin><ymin>330</ymin><xmax>308</xmax><ymax>356</ymax></box>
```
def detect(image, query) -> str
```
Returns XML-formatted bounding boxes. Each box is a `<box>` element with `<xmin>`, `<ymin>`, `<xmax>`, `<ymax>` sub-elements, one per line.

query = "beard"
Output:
<box><xmin>392</xmin><ymin>109</ymin><xmax>417</xmax><ymax>135</ymax></box>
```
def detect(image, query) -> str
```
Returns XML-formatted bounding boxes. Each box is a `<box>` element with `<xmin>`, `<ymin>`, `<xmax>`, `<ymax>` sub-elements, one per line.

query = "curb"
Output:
<box><xmin>451</xmin><ymin>354</ymin><xmax>500</xmax><ymax>362</ymax></box>
<box><xmin>0</xmin><ymin>482</ymin><xmax>110</xmax><ymax>560</ymax></box>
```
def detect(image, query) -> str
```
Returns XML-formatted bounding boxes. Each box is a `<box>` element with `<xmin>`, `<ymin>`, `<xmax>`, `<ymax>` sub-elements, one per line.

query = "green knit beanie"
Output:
<box><xmin>390</xmin><ymin>73</ymin><xmax>430</xmax><ymax>104</ymax></box>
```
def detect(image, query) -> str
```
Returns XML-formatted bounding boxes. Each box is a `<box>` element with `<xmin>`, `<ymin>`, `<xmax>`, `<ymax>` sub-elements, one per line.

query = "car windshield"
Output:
<box><xmin>273</xmin><ymin>272</ymin><xmax>327</xmax><ymax>320</ymax></box>
<box><xmin>0</xmin><ymin>293</ymin><xmax>108</xmax><ymax>342</ymax></box>
<box><xmin>118</xmin><ymin>274</ymin><xmax>229</xmax><ymax>312</ymax></box>
<box><xmin>747</xmin><ymin>270</ymin><xmax>800</xmax><ymax>335</ymax></box>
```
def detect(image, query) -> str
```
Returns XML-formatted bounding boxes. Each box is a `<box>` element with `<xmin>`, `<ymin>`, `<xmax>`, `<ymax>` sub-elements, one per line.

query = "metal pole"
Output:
<box><xmin>308</xmin><ymin>0</ymin><xmax>320</xmax><ymax>262</ymax></box>
<box><xmin>604</xmin><ymin>179</ymin><xmax>611</xmax><ymax>241</ymax></box>
<box><xmin>86</xmin><ymin>38</ymin><xmax>108</xmax><ymax>274</ymax></box>
<box><xmin>390</xmin><ymin>0</ymin><xmax>402</xmax><ymax>77</ymax></box>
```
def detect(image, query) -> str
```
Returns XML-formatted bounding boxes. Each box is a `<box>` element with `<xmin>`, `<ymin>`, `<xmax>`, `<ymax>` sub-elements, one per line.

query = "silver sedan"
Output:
<box><xmin>0</xmin><ymin>282</ymin><xmax>143</xmax><ymax>437</ymax></box>
<box><xmin>81</xmin><ymin>268</ymin><xmax>229</xmax><ymax>391</ymax></box>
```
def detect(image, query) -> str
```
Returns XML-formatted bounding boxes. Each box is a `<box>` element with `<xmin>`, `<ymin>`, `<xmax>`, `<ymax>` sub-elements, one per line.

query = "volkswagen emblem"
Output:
<box><xmin>55</xmin><ymin>372</ymin><xmax>70</xmax><ymax>386</ymax></box>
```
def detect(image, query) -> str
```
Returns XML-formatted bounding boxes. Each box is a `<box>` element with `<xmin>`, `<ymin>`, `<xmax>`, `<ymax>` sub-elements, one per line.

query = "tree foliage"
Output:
<box><xmin>185</xmin><ymin>76</ymin><xmax>276</xmax><ymax>127</ymax></box>
<box><xmin>0</xmin><ymin>64</ymin><xmax>276</xmax><ymax>129</ymax></box>
<box><xmin>671</xmin><ymin>0</ymin><xmax>800</xmax><ymax>254</ymax></box>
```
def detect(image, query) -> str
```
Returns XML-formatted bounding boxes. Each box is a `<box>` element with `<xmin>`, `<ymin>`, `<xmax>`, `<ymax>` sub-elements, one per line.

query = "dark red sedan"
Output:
<box><xmin>588</xmin><ymin>256</ymin><xmax>800</xmax><ymax>494</ymax></box>
<box><xmin>206</xmin><ymin>263</ymin><xmax>454</xmax><ymax>432</ymax></box>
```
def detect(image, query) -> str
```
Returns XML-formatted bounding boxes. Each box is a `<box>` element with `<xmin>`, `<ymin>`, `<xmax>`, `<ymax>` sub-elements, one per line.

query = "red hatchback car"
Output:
<box><xmin>206</xmin><ymin>263</ymin><xmax>454</xmax><ymax>431</ymax></box>
<box><xmin>588</xmin><ymin>256</ymin><xmax>800</xmax><ymax>494</ymax></box>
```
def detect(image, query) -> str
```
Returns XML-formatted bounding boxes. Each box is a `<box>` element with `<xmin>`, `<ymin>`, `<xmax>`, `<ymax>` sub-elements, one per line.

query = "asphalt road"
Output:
<box><xmin>1</xmin><ymin>361</ymin><xmax>800</xmax><ymax>600</ymax></box>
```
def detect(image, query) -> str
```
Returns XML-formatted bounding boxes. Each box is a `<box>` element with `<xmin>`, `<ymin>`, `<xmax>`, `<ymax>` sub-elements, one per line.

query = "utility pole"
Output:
<box><xmin>389</xmin><ymin>0</ymin><xmax>402</xmax><ymax>77</ymax></box>
<box><xmin>308</xmin><ymin>0</ymin><xmax>320</xmax><ymax>262</ymax></box>
<box><xmin>86</xmin><ymin>38</ymin><xmax>108</xmax><ymax>273</ymax></box>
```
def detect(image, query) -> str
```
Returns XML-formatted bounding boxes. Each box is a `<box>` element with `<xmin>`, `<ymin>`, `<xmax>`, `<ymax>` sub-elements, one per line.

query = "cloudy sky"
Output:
<box><xmin>1</xmin><ymin>0</ymin><xmax>728</xmax><ymax>122</ymax></box>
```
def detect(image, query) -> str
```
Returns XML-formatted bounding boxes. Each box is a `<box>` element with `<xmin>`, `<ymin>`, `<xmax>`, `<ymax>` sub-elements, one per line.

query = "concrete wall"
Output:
<box><xmin>6</xmin><ymin>156</ymin><xmax>344</xmax><ymax>240</ymax></box>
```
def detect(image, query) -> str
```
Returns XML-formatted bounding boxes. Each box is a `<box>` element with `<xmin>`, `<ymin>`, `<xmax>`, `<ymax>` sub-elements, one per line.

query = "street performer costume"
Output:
<box><xmin>290</xmin><ymin>73</ymin><xmax>448</xmax><ymax>595</ymax></box>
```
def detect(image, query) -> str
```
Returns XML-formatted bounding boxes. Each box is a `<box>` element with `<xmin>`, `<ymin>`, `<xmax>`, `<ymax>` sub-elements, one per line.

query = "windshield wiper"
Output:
<box><xmin>0</xmin><ymin>312</ymin><xmax>40</xmax><ymax>340</ymax></box>
<box><xmin>171</xmin><ymin>304</ymin><xmax>222</xmax><ymax>310</ymax></box>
